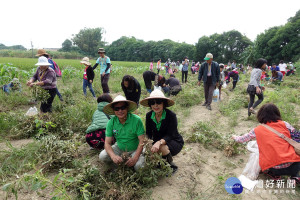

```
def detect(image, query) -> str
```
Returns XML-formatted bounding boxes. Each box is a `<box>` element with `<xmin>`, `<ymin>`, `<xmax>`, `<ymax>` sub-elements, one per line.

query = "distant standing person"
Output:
<box><xmin>197</xmin><ymin>53</ymin><xmax>220</xmax><ymax>110</ymax></box>
<box><xmin>278</xmin><ymin>60</ymin><xmax>287</xmax><ymax>79</ymax></box>
<box><xmin>157</xmin><ymin>59</ymin><xmax>162</xmax><ymax>74</ymax></box>
<box><xmin>182</xmin><ymin>57</ymin><xmax>189</xmax><ymax>83</ymax></box>
<box><xmin>93</xmin><ymin>48</ymin><xmax>111</xmax><ymax>93</ymax></box>
<box><xmin>231</xmin><ymin>60</ymin><xmax>236</xmax><ymax>70</ymax></box>
<box><xmin>121</xmin><ymin>75</ymin><xmax>141</xmax><ymax>105</ymax></box>
<box><xmin>246</xmin><ymin>58</ymin><xmax>267</xmax><ymax>116</ymax></box>
<box><xmin>149</xmin><ymin>60</ymin><xmax>154</xmax><ymax>71</ymax></box>
<box><xmin>80</xmin><ymin>57</ymin><xmax>95</xmax><ymax>98</ymax></box>
<box><xmin>36</xmin><ymin>49</ymin><xmax>63</xmax><ymax>101</ymax></box>
<box><xmin>218</xmin><ymin>64</ymin><xmax>225</xmax><ymax>100</ymax></box>
<box><xmin>27</xmin><ymin>56</ymin><xmax>57</xmax><ymax>113</ymax></box>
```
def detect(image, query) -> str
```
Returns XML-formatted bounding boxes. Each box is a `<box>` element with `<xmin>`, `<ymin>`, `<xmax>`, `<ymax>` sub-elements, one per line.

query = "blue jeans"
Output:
<box><xmin>83</xmin><ymin>79</ymin><xmax>95</xmax><ymax>97</ymax></box>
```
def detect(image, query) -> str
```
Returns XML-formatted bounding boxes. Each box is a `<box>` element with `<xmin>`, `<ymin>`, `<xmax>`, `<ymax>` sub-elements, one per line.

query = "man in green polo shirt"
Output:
<box><xmin>100</xmin><ymin>95</ymin><xmax>145</xmax><ymax>171</ymax></box>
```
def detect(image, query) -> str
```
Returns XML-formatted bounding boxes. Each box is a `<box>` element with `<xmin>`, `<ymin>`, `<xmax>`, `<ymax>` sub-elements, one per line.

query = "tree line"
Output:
<box><xmin>61</xmin><ymin>9</ymin><xmax>300</xmax><ymax>65</ymax></box>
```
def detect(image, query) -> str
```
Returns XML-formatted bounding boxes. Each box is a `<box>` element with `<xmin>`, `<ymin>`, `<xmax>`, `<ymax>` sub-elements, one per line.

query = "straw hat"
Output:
<box><xmin>80</xmin><ymin>57</ymin><xmax>91</xmax><ymax>65</ymax></box>
<box><xmin>35</xmin><ymin>56</ymin><xmax>51</xmax><ymax>66</ymax></box>
<box><xmin>103</xmin><ymin>95</ymin><xmax>138</xmax><ymax>115</ymax></box>
<box><xmin>36</xmin><ymin>49</ymin><xmax>49</xmax><ymax>56</ymax></box>
<box><xmin>140</xmin><ymin>89</ymin><xmax>175</xmax><ymax>107</ymax></box>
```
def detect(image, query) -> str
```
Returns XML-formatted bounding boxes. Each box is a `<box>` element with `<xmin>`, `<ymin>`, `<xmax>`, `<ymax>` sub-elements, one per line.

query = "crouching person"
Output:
<box><xmin>99</xmin><ymin>95</ymin><xmax>145</xmax><ymax>171</ymax></box>
<box><xmin>140</xmin><ymin>90</ymin><xmax>184</xmax><ymax>174</ymax></box>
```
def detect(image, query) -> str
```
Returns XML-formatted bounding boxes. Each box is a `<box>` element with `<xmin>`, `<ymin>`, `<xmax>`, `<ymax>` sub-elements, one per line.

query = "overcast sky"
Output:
<box><xmin>1</xmin><ymin>0</ymin><xmax>299</xmax><ymax>49</ymax></box>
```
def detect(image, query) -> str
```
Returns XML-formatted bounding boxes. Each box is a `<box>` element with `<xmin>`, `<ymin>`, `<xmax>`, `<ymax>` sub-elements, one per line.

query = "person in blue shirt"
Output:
<box><xmin>271</xmin><ymin>63</ymin><xmax>280</xmax><ymax>71</ymax></box>
<box><xmin>93</xmin><ymin>48</ymin><xmax>111</xmax><ymax>93</ymax></box>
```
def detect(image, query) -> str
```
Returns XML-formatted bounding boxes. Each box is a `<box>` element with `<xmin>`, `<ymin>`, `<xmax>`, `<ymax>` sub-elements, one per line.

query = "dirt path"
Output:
<box><xmin>0</xmin><ymin>139</ymin><xmax>34</xmax><ymax>151</ymax></box>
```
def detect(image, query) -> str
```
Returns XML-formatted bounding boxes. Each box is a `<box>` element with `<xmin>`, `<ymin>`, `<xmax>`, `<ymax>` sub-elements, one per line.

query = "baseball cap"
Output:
<box><xmin>204</xmin><ymin>53</ymin><xmax>213</xmax><ymax>60</ymax></box>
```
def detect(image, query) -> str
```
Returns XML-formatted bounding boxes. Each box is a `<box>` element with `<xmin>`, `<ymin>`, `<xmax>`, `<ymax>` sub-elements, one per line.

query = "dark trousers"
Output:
<box><xmin>269</xmin><ymin>162</ymin><xmax>300</xmax><ymax>177</ymax></box>
<box><xmin>248</xmin><ymin>92</ymin><xmax>264</xmax><ymax>110</ymax></box>
<box><xmin>143</xmin><ymin>74</ymin><xmax>152</xmax><ymax>90</ymax></box>
<box><xmin>101</xmin><ymin>74</ymin><xmax>110</xmax><ymax>93</ymax></box>
<box><xmin>204</xmin><ymin>76</ymin><xmax>215</xmax><ymax>106</ymax></box>
<box><xmin>218</xmin><ymin>84</ymin><xmax>222</xmax><ymax>99</ymax></box>
<box><xmin>182</xmin><ymin>71</ymin><xmax>188</xmax><ymax>83</ymax></box>
<box><xmin>232</xmin><ymin>79</ymin><xmax>238</xmax><ymax>90</ymax></box>
<box><xmin>55</xmin><ymin>87</ymin><xmax>62</xmax><ymax>98</ymax></box>
<box><xmin>40</xmin><ymin>88</ymin><xmax>56</xmax><ymax>113</ymax></box>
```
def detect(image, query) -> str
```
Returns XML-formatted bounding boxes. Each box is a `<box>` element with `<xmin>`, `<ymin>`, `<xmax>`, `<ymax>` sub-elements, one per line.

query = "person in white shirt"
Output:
<box><xmin>278</xmin><ymin>60</ymin><xmax>287</xmax><ymax>79</ymax></box>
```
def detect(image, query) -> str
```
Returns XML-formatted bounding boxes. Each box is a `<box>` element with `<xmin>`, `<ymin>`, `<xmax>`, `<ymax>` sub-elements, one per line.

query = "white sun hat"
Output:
<box><xmin>80</xmin><ymin>57</ymin><xmax>91</xmax><ymax>65</ymax></box>
<box><xmin>103</xmin><ymin>95</ymin><xmax>138</xmax><ymax>115</ymax></box>
<box><xmin>35</xmin><ymin>56</ymin><xmax>51</xmax><ymax>66</ymax></box>
<box><xmin>140</xmin><ymin>89</ymin><xmax>175</xmax><ymax>107</ymax></box>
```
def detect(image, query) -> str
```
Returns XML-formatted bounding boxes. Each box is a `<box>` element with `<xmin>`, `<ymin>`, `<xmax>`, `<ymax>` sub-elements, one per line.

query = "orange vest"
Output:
<box><xmin>255</xmin><ymin>120</ymin><xmax>300</xmax><ymax>171</ymax></box>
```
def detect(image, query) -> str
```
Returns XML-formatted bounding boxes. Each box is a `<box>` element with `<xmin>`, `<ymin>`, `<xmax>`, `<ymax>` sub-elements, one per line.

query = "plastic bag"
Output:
<box><xmin>154</xmin><ymin>86</ymin><xmax>162</xmax><ymax>91</ymax></box>
<box><xmin>212</xmin><ymin>89</ymin><xmax>219</xmax><ymax>102</ymax></box>
<box><xmin>222</xmin><ymin>82</ymin><xmax>227</xmax><ymax>88</ymax></box>
<box><xmin>25</xmin><ymin>106</ymin><xmax>38</xmax><ymax>116</ymax></box>
<box><xmin>242</xmin><ymin>141</ymin><xmax>261</xmax><ymax>180</ymax></box>
<box><xmin>179</xmin><ymin>64</ymin><xmax>183</xmax><ymax>71</ymax></box>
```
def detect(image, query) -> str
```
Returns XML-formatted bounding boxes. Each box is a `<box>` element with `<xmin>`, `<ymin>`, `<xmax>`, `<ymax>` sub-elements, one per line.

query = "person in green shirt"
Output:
<box><xmin>99</xmin><ymin>95</ymin><xmax>145</xmax><ymax>171</ymax></box>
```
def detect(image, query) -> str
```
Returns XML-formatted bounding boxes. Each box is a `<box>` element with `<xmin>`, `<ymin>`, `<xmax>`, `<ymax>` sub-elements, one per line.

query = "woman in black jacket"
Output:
<box><xmin>121</xmin><ymin>75</ymin><xmax>141</xmax><ymax>105</ymax></box>
<box><xmin>140</xmin><ymin>89</ymin><xmax>184</xmax><ymax>173</ymax></box>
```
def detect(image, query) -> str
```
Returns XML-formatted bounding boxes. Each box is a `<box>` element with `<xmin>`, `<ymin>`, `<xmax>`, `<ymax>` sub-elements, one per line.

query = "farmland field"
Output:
<box><xmin>0</xmin><ymin>57</ymin><xmax>300</xmax><ymax>199</ymax></box>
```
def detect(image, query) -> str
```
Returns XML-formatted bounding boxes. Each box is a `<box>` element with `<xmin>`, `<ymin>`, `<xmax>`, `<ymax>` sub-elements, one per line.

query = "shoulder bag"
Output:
<box><xmin>261</xmin><ymin>124</ymin><xmax>300</xmax><ymax>156</ymax></box>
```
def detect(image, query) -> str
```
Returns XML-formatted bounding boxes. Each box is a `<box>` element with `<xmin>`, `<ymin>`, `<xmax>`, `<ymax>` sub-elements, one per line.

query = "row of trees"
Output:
<box><xmin>0</xmin><ymin>44</ymin><xmax>26</xmax><ymax>50</ymax></box>
<box><xmin>60</xmin><ymin>10</ymin><xmax>300</xmax><ymax>64</ymax></box>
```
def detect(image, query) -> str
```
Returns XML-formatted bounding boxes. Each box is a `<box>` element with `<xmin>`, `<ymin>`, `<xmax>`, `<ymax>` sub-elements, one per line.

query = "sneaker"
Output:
<box><xmin>202</xmin><ymin>103</ymin><xmax>207</xmax><ymax>106</ymax></box>
<box><xmin>206</xmin><ymin>105</ymin><xmax>212</xmax><ymax>110</ymax></box>
<box><xmin>249</xmin><ymin>108</ymin><xmax>256</xmax><ymax>114</ymax></box>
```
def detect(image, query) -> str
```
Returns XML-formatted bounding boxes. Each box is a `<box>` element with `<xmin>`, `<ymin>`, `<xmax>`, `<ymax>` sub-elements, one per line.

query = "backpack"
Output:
<box><xmin>101</xmin><ymin>56</ymin><xmax>112</xmax><ymax>71</ymax></box>
<box><xmin>52</xmin><ymin>60</ymin><xmax>62</xmax><ymax>77</ymax></box>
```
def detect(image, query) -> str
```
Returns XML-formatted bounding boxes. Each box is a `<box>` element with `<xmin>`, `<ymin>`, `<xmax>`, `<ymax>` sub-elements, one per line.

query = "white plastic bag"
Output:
<box><xmin>25</xmin><ymin>106</ymin><xmax>38</xmax><ymax>116</ymax></box>
<box><xmin>222</xmin><ymin>82</ymin><xmax>227</xmax><ymax>88</ymax></box>
<box><xmin>242</xmin><ymin>141</ymin><xmax>261</xmax><ymax>180</ymax></box>
<box><xmin>212</xmin><ymin>89</ymin><xmax>219</xmax><ymax>102</ymax></box>
<box><xmin>153</xmin><ymin>86</ymin><xmax>162</xmax><ymax>91</ymax></box>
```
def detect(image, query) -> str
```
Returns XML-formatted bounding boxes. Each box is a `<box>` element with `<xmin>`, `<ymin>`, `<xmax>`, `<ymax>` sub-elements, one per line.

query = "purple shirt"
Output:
<box><xmin>32</xmin><ymin>67</ymin><xmax>57</xmax><ymax>89</ymax></box>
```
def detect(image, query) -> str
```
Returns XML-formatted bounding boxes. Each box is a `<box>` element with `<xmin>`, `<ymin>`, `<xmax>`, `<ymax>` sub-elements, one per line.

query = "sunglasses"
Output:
<box><xmin>113</xmin><ymin>105</ymin><xmax>127</xmax><ymax>111</ymax></box>
<box><xmin>148</xmin><ymin>99</ymin><xmax>163</xmax><ymax>106</ymax></box>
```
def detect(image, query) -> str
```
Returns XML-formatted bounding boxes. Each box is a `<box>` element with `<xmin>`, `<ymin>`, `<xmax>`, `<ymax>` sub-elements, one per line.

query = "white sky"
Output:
<box><xmin>1</xmin><ymin>0</ymin><xmax>300</xmax><ymax>49</ymax></box>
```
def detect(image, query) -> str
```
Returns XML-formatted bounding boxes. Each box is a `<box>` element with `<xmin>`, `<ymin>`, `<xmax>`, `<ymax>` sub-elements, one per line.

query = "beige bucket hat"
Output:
<box><xmin>140</xmin><ymin>89</ymin><xmax>175</xmax><ymax>107</ymax></box>
<box><xmin>103</xmin><ymin>95</ymin><xmax>138</xmax><ymax>115</ymax></box>
<box><xmin>80</xmin><ymin>57</ymin><xmax>91</xmax><ymax>65</ymax></box>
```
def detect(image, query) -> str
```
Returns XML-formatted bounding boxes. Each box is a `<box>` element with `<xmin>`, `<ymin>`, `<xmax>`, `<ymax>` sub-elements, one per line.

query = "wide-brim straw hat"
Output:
<box><xmin>35</xmin><ymin>56</ymin><xmax>52</xmax><ymax>66</ymax></box>
<box><xmin>140</xmin><ymin>89</ymin><xmax>175</xmax><ymax>107</ymax></box>
<box><xmin>80</xmin><ymin>57</ymin><xmax>91</xmax><ymax>65</ymax></box>
<box><xmin>103</xmin><ymin>95</ymin><xmax>138</xmax><ymax>115</ymax></box>
<box><xmin>36</xmin><ymin>49</ymin><xmax>49</xmax><ymax>56</ymax></box>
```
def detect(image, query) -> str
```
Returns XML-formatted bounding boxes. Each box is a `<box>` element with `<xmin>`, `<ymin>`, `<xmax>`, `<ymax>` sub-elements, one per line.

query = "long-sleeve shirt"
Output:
<box><xmin>248</xmin><ymin>68</ymin><xmax>262</xmax><ymax>87</ymax></box>
<box><xmin>234</xmin><ymin>121</ymin><xmax>295</xmax><ymax>169</ymax></box>
<box><xmin>32</xmin><ymin>67</ymin><xmax>57</xmax><ymax>89</ymax></box>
